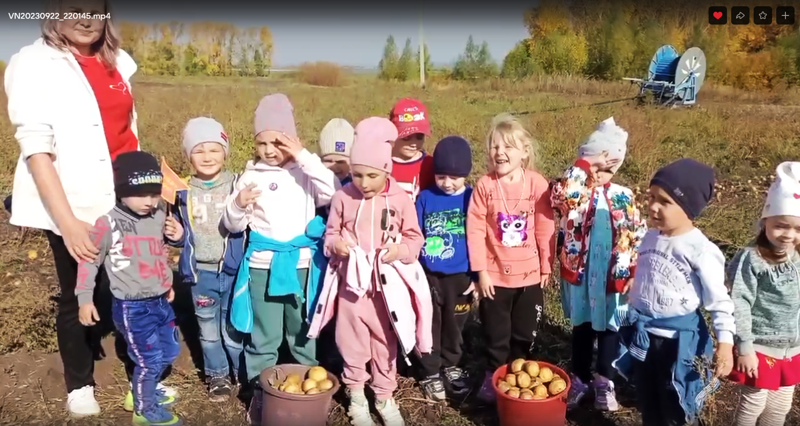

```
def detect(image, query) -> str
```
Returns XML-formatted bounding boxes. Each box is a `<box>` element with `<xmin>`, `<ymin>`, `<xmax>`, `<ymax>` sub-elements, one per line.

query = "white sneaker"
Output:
<box><xmin>66</xmin><ymin>385</ymin><xmax>101</xmax><ymax>417</ymax></box>
<box><xmin>376</xmin><ymin>397</ymin><xmax>405</xmax><ymax>426</ymax></box>
<box><xmin>156</xmin><ymin>382</ymin><xmax>178</xmax><ymax>398</ymax></box>
<box><xmin>347</xmin><ymin>388</ymin><xmax>376</xmax><ymax>426</ymax></box>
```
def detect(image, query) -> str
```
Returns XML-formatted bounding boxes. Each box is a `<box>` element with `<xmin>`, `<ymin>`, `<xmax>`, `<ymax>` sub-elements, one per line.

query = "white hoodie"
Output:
<box><xmin>223</xmin><ymin>149</ymin><xmax>340</xmax><ymax>269</ymax></box>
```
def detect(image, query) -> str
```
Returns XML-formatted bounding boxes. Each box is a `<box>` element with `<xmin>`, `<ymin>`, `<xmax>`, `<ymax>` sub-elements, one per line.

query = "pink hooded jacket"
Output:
<box><xmin>308</xmin><ymin>178</ymin><xmax>433</xmax><ymax>357</ymax></box>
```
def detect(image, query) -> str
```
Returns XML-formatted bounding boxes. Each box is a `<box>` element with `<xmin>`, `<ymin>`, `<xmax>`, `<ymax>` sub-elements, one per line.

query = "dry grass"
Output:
<box><xmin>0</xmin><ymin>73</ymin><xmax>799</xmax><ymax>425</ymax></box>
<box><xmin>296</xmin><ymin>62</ymin><xmax>347</xmax><ymax>87</ymax></box>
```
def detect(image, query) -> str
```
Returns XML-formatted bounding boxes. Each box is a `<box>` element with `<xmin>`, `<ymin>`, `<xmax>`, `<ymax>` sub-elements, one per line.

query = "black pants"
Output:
<box><xmin>479</xmin><ymin>284</ymin><xmax>544</xmax><ymax>371</ymax></box>
<box><xmin>571</xmin><ymin>322</ymin><xmax>619</xmax><ymax>383</ymax></box>
<box><xmin>48</xmin><ymin>231</ymin><xmax>137</xmax><ymax>392</ymax></box>
<box><xmin>417</xmin><ymin>271</ymin><xmax>472</xmax><ymax>378</ymax></box>
<box><xmin>634</xmin><ymin>334</ymin><xmax>699</xmax><ymax>426</ymax></box>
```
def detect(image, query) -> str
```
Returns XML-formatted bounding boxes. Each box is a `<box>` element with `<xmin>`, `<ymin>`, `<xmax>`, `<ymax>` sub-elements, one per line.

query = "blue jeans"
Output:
<box><xmin>112</xmin><ymin>295</ymin><xmax>180</xmax><ymax>416</ymax></box>
<box><xmin>192</xmin><ymin>269</ymin><xmax>245</xmax><ymax>380</ymax></box>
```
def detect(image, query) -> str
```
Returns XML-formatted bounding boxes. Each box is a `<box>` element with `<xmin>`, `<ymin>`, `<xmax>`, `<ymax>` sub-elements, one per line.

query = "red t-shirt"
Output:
<box><xmin>391</xmin><ymin>152</ymin><xmax>435</xmax><ymax>202</ymax></box>
<box><xmin>75</xmin><ymin>54</ymin><xmax>138</xmax><ymax>161</ymax></box>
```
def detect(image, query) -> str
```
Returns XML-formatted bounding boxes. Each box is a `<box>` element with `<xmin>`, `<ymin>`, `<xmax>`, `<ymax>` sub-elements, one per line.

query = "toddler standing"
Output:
<box><xmin>614</xmin><ymin>158</ymin><xmax>735</xmax><ymax>426</ymax></box>
<box><xmin>728</xmin><ymin>162</ymin><xmax>800</xmax><ymax>426</ymax></box>
<box><xmin>467</xmin><ymin>113</ymin><xmax>555</xmax><ymax>402</ymax></box>
<box><xmin>551</xmin><ymin>118</ymin><xmax>646</xmax><ymax>411</ymax></box>
<box><xmin>77</xmin><ymin>151</ymin><xmax>184</xmax><ymax>426</ymax></box>
<box><xmin>223</xmin><ymin>93</ymin><xmax>339</xmax><ymax>425</ymax></box>
<box><xmin>172</xmin><ymin>117</ymin><xmax>246</xmax><ymax>401</ymax></box>
<box><xmin>389</xmin><ymin>98</ymin><xmax>435</xmax><ymax>201</ymax></box>
<box><xmin>415</xmin><ymin>136</ymin><xmax>475</xmax><ymax>401</ymax></box>
<box><xmin>318</xmin><ymin>118</ymin><xmax>354</xmax><ymax>186</ymax></box>
<box><xmin>313</xmin><ymin>117</ymin><xmax>432</xmax><ymax>426</ymax></box>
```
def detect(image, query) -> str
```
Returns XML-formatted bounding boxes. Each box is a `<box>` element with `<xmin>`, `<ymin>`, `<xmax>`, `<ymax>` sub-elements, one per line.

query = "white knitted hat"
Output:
<box><xmin>319</xmin><ymin>118</ymin><xmax>355</xmax><ymax>157</ymax></box>
<box><xmin>578</xmin><ymin>117</ymin><xmax>628</xmax><ymax>162</ymax></box>
<box><xmin>182</xmin><ymin>117</ymin><xmax>229</xmax><ymax>157</ymax></box>
<box><xmin>762</xmin><ymin>161</ymin><xmax>800</xmax><ymax>219</ymax></box>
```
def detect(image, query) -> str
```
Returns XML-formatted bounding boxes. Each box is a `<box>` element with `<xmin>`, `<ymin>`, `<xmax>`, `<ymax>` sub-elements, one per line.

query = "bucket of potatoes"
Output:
<box><xmin>263</xmin><ymin>365</ymin><xmax>339</xmax><ymax>396</ymax></box>
<box><xmin>493</xmin><ymin>358</ymin><xmax>570</xmax><ymax>401</ymax></box>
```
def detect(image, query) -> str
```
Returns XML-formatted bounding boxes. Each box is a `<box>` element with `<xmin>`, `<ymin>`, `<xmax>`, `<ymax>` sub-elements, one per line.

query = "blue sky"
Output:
<box><xmin>0</xmin><ymin>3</ymin><xmax>532</xmax><ymax>67</ymax></box>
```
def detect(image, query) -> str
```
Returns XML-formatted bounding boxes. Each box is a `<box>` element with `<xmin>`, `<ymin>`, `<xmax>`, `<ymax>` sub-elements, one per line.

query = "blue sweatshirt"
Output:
<box><xmin>416</xmin><ymin>185</ymin><xmax>472</xmax><ymax>275</ymax></box>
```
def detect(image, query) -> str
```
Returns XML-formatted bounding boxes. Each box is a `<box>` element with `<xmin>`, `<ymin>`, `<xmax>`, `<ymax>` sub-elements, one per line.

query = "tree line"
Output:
<box><xmin>119</xmin><ymin>21</ymin><xmax>274</xmax><ymax>77</ymax></box>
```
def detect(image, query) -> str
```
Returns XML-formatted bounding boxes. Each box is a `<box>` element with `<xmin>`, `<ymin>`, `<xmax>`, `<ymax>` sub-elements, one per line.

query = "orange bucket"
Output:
<box><xmin>492</xmin><ymin>362</ymin><xmax>571</xmax><ymax>426</ymax></box>
<box><xmin>259</xmin><ymin>364</ymin><xmax>341</xmax><ymax>426</ymax></box>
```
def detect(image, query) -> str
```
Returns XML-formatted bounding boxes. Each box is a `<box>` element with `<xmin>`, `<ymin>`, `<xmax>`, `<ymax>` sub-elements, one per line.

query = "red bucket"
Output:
<box><xmin>492</xmin><ymin>362</ymin><xmax>571</xmax><ymax>426</ymax></box>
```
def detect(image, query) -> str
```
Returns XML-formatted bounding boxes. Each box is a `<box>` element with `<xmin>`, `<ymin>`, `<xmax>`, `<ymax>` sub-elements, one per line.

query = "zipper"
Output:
<box><xmin>791</xmin><ymin>259</ymin><xmax>800</xmax><ymax>346</ymax></box>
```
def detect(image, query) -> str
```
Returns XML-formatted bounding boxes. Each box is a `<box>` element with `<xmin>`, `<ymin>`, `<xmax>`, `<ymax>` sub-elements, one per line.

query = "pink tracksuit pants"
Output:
<box><xmin>335</xmin><ymin>286</ymin><xmax>398</xmax><ymax>400</ymax></box>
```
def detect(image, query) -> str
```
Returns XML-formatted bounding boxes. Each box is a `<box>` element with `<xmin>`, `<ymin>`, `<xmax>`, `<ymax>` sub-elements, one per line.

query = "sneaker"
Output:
<box><xmin>592</xmin><ymin>377</ymin><xmax>620</xmax><ymax>412</ymax></box>
<box><xmin>123</xmin><ymin>388</ymin><xmax>177</xmax><ymax>412</ymax></box>
<box><xmin>156</xmin><ymin>383</ymin><xmax>178</xmax><ymax>398</ymax></box>
<box><xmin>66</xmin><ymin>385</ymin><xmax>101</xmax><ymax>417</ymax></box>
<box><xmin>208</xmin><ymin>376</ymin><xmax>233</xmax><ymax>402</ymax></box>
<box><xmin>347</xmin><ymin>388</ymin><xmax>376</xmax><ymax>426</ymax></box>
<box><xmin>566</xmin><ymin>374</ymin><xmax>590</xmax><ymax>410</ymax></box>
<box><xmin>441</xmin><ymin>366</ymin><xmax>470</xmax><ymax>396</ymax></box>
<box><xmin>375</xmin><ymin>397</ymin><xmax>405</xmax><ymax>426</ymax></box>
<box><xmin>476</xmin><ymin>371</ymin><xmax>496</xmax><ymax>403</ymax></box>
<box><xmin>132</xmin><ymin>406</ymin><xmax>182</xmax><ymax>426</ymax></box>
<box><xmin>419</xmin><ymin>375</ymin><xmax>447</xmax><ymax>402</ymax></box>
<box><xmin>246</xmin><ymin>387</ymin><xmax>263</xmax><ymax>426</ymax></box>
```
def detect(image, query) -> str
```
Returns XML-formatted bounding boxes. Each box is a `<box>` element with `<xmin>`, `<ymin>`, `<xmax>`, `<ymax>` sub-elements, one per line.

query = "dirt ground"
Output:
<box><xmin>2</xmin><ymin>207</ymin><xmax>798</xmax><ymax>426</ymax></box>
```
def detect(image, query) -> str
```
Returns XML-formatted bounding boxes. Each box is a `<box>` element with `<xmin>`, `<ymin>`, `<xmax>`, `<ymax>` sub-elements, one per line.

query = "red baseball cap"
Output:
<box><xmin>390</xmin><ymin>98</ymin><xmax>431</xmax><ymax>139</ymax></box>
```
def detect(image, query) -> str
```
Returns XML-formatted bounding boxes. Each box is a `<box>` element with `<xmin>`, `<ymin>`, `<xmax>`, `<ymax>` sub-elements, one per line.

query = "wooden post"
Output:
<box><xmin>419</xmin><ymin>4</ymin><xmax>426</xmax><ymax>88</ymax></box>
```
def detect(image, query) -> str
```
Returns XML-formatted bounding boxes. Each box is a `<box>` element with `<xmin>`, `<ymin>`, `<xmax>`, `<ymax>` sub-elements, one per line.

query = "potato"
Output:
<box><xmin>520</xmin><ymin>389</ymin><xmax>534</xmax><ymax>400</ymax></box>
<box><xmin>505</xmin><ymin>374</ymin><xmax>517</xmax><ymax>387</ymax></box>
<box><xmin>278</xmin><ymin>382</ymin><xmax>288</xmax><ymax>392</ymax></box>
<box><xmin>530</xmin><ymin>378</ymin><xmax>542</xmax><ymax>388</ymax></box>
<box><xmin>549</xmin><ymin>378</ymin><xmax>567</xmax><ymax>396</ymax></box>
<box><xmin>507</xmin><ymin>388</ymin><xmax>520</xmax><ymax>398</ymax></box>
<box><xmin>285</xmin><ymin>373</ymin><xmax>303</xmax><ymax>385</ymax></box>
<box><xmin>524</xmin><ymin>361</ymin><xmax>540</xmax><ymax>378</ymax></box>
<box><xmin>497</xmin><ymin>380</ymin><xmax>511</xmax><ymax>393</ymax></box>
<box><xmin>516</xmin><ymin>371</ymin><xmax>532</xmax><ymax>389</ymax></box>
<box><xmin>307</xmin><ymin>366</ymin><xmax>328</xmax><ymax>382</ymax></box>
<box><xmin>305</xmin><ymin>388</ymin><xmax>321</xmax><ymax>395</ymax></box>
<box><xmin>510</xmin><ymin>358</ymin><xmax>526</xmax><ymax>373</ymax></box>
<box><xmin>533</xmin><ymin>384</ymin><xmax>548</xmax><ymax>397</ymax></box>
<box><xmin>538</xmin><ymin>367</ymin><xmax>554</xmax><ymax>383</ymax></box>
<box><xmin>317</xmin><ymin>379</ymin><xmax>334</xmax><ymax>392</ymax></box>
<box><xmin>283</xmin><ymin>383</ymin><xmax>302</xmax><ymax>394</ymax></box>
<box><xmin>302</xmin><ymin>379</ymin><xmax>318</xmax><ymax>392</ymax></box>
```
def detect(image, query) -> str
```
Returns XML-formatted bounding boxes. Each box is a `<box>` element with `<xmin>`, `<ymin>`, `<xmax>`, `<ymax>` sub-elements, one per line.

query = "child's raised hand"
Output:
<box><xmin>381</xmin><ymin>244</ymin><xmax>400</xmax><ymax>263</ymax></box>
<box><xmin>333</xmin><ymin>239</ymin><xmax>355</xmax><ymax>257</ymax></box>
<box><xmin>274</xmin><ymin>133</ymin><xmax>304</xmax><ymax>160</ymax></box>
<box><xmin>713</xmin><ymin>342</ymin><xmax>734</xmax><ymax>377</ymax></box>
<box><xmin>476</xmin><ymin>272</ymin><xmax>495</xmax><ymax>300</ymax></box>
<box><xmin>235</xmin><ymin>183</ymin><xmax>262</xmax><ymax>209</ymax></box>
<box><xmin>736</xmin><ymin>353</ymin><xmax>759</xmax><ymax>379</ymax></box>
<box><xmin>164</xmin><ymin>214</ymin><xmax>183</xmax><ymax>242</ymax></box>
<box><xmin>79</xmin><ymin>303</ymin><xmax>100</xmax><ymax>326</ymax></box>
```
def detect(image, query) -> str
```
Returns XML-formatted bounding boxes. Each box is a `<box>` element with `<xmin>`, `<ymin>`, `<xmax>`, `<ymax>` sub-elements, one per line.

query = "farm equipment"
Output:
<box><xmin>623</xmin><ymin>45</ymin><xmax>706</xmax><ymax>107</ymax></box>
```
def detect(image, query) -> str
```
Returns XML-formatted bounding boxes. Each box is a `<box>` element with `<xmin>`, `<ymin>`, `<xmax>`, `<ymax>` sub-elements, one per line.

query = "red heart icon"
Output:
<box><xmin>794</xmin><ymin>193</ymin><xmax>800</xmax><ymax>199</ymax></box>
<box><xmin>713</xmin><ymin>11</ymin><xmax>722</xmax><ymax>19</ymax></box>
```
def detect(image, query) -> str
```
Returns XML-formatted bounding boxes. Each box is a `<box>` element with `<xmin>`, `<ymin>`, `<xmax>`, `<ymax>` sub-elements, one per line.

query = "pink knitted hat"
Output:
<box><xmin>350</xmin><ymin>117</ymin><xmax>398</xmax><ymax>174</ymax></box>
<box><xmin>254</xmin><ymin>93</ymin><xmax>297</xmax><ymax>138</ymax></box>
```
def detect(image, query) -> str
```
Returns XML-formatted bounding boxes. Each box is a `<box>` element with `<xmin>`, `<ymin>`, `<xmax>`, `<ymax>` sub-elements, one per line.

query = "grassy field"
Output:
<box><xmin>0</xmin><ymin>73</ymin><xmax>799</xmax><ymax>425</ymax></box>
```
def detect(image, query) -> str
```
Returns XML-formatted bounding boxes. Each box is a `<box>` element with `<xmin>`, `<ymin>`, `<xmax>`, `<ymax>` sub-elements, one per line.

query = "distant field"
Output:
<box><xmin>0</xmin><ymin>74</ymin><xmax>798</xmax><ymax>425</ymax></box>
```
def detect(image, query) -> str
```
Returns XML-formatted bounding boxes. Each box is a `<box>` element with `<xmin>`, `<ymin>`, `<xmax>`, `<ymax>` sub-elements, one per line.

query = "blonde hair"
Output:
<box><xmin>485</xmin><ymin>113</ymin><xmax>538</xmax><ymax>171</ymax></box>
<box><xmin>41</xmin><ymin>0</ymin><xmax>120</xmax><ymax>68</ymax></box>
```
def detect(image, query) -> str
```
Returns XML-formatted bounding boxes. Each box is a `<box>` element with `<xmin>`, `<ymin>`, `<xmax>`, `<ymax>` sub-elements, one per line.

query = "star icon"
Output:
<box><xmin>759</xmin><ymin>11</ymin><xmax>768</xmax><ymax>20</ymax></box>
<box><xmin>680</xmin><ymin>297</ymin><xmax>689</xmax><ymax>305</ymax></box>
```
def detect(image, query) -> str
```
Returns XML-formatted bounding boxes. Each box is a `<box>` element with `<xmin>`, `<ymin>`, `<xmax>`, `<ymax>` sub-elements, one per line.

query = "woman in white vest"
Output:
<box><xmin>4</xmin><ymin>0</ymin><xmax>176</xmax><ymax>417</ymax></box>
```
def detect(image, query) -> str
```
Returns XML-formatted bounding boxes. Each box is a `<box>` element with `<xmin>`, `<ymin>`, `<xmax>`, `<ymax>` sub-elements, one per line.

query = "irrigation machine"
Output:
<box><xmin>624</xmin><ymin>45</ymin><xmax>706</xmax><ymax>107</ymax></box>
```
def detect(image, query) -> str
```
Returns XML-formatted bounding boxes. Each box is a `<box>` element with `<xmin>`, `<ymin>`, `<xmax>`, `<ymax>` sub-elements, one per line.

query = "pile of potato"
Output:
<box><xmin>274</xmin><ymin>366</ymin><xmax>335</xmax><ymax>395</ymax></box>
<box><xmin>496</xmin><ymin>359</ymin><xmax>568</xmax><ymax>400</ymax></box>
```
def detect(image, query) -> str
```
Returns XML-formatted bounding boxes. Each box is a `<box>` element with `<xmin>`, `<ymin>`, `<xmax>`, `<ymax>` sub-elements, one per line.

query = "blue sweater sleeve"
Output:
<box><xmin>416</xmin><ymin>191</ymin><xmax>426</xmax><ymax>237</ymax></box>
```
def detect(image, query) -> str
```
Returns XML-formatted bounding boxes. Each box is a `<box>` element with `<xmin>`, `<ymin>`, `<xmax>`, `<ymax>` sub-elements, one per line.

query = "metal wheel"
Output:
<box><xmin>675</xmin><ymin>47</ymin><xmax>706</xmax><ymax>99</ymax></box>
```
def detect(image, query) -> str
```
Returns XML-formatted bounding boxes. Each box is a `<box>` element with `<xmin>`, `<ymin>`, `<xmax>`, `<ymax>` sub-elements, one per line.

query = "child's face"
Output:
<box><xmin>435</xmin><ymin>175</ymin><xmax>466</xmax><ymax>195</ymax></box>
<box><xmin>121</xmin><ymin>194</ymin><xmax>161</xmax><ymax>216</ymax></box>
<box><xmin>351</xmin><ymin>164</ymin><xmax>388</xmax><ymax>199</ymax></box>
<box><xmin>255</xmin><ymin>131</ymin><xmax>288</xmax><ymax>167</ymax></box>
<box><xmin>764</xmin><ymin>215</ymin><xmax>800</xmax><ymax>253</ymax></box>
<box><xmin>647</xmin><ymin>185</ymin><xmax>691</xmax><ymax>233</ymax></box>
<box><xmin>489</xmin><ymin>135</ymin><xmax>527</xmax><ymax>177</ymax></box>
<box><xmin>393</xmin><ymin>133</ymin><xmax>425</xmax><ymax>160</ymax></box>
<box><xmin>190</xmin><ymin>142</ymin><xmax>226</xmax><ymax>180</ymax></box>
<box><xmin>592</xmin><ymin>163</ymin><xmax>621</xmax><ymax>187</ymax></box>
<box><xmin>321</xmin><ymin>154</ymin><xmax>351</xmax><ymax>180</ymax></box>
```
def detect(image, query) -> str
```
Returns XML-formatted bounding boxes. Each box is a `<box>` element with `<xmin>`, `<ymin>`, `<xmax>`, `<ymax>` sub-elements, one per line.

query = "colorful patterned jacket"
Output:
<box><xmin>550</xmin><ymin>159</ymin><xmax>647</xmax><ymax>293</ymax></box>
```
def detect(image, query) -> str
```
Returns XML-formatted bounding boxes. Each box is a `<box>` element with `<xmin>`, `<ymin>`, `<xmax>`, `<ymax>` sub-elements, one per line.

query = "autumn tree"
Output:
<box><xmin>452</xmin><ymin>36</ymin><xmax>499</xmax><ymax>80</ymax></box>
<box><xmin>502</xmin><ymin>41</ymin><xmax>536</xmax><ymax>79</ymax></box>
<box><xmin>378</xmin><ymin>36</ymin><xmax>401</xmax><ymax>81</ymax></box>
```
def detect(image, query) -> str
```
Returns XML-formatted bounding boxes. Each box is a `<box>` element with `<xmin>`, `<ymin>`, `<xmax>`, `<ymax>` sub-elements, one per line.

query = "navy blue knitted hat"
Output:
<box><xmin>433</xmin><ymin>136</ymin><xmax>472</xmax><ymax>177</ymax></box>
<box><xmin>650</xmin><ymin>158</ymin><xmax>715</xmax><ymax>220</ymax></box>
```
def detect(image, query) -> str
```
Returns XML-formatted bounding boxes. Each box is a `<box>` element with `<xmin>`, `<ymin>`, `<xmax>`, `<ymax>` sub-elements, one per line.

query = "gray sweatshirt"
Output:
<box><xmin>728</xmin><ymin>244</ymin><xmax>800</xmax><ymax>358</ymax></box>
<box><xmin>75</xmin><ymin>204</ymin><xmax>174</xmax><ymax>306</ymax></box>
<box><xmin>188</xmin><ymin>171</ymin><xmax>236</xmax><ymax>270</ymax></box>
